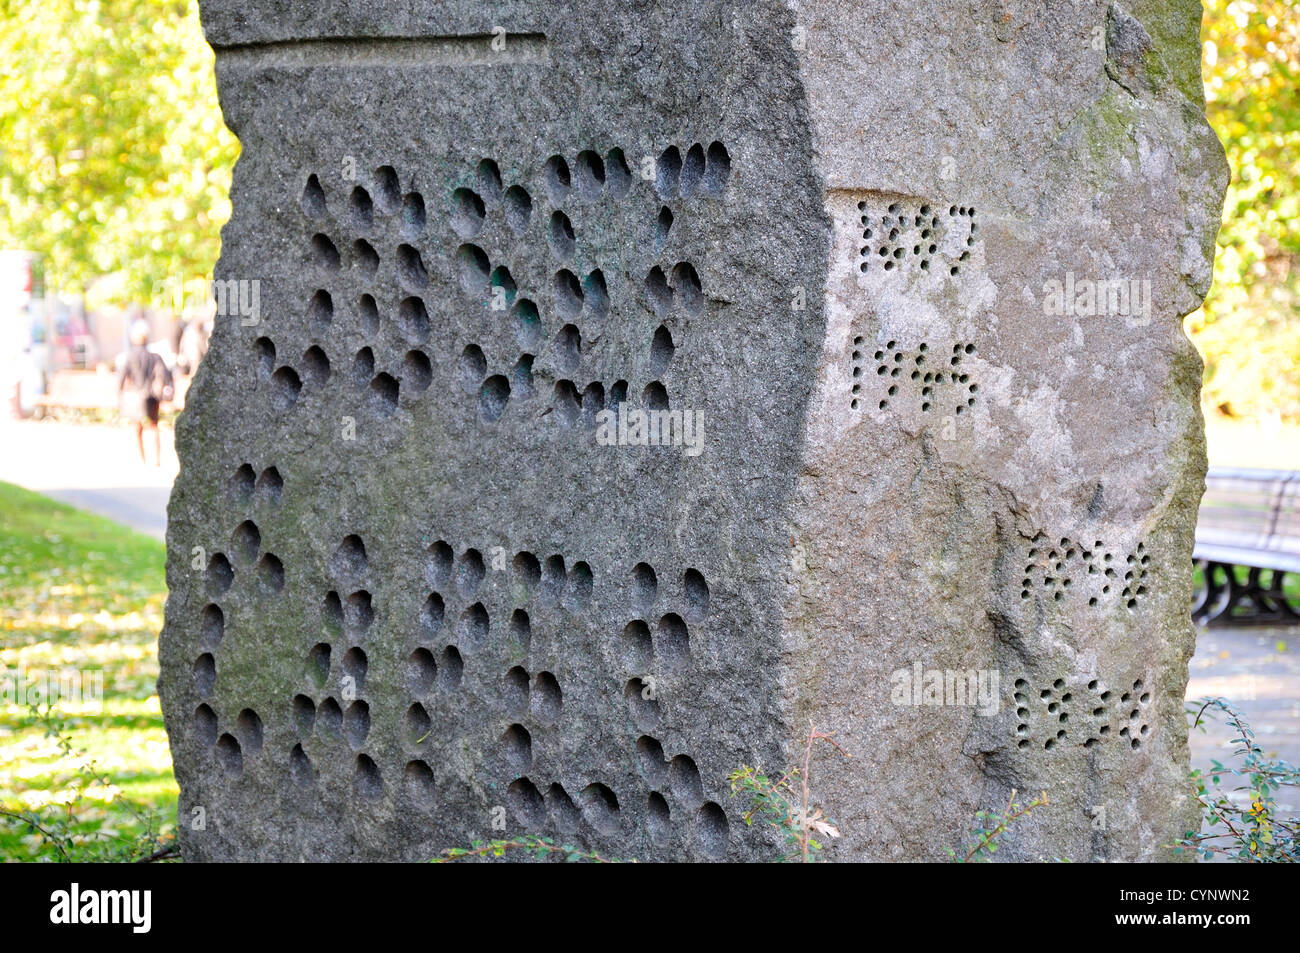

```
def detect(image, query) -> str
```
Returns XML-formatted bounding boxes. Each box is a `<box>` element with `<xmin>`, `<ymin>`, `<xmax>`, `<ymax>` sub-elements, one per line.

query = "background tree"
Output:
<box><xmin>0</xmin><ymin>0</ymin><xmax>237</xmax><ymax>304</ymax></box>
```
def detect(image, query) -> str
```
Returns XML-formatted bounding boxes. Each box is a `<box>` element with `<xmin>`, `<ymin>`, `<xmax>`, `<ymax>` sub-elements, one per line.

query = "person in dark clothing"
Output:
<box><xmin>118</xmin><ymin>320</ymin><xmax>173</xmax><ymax>466</ymax></box>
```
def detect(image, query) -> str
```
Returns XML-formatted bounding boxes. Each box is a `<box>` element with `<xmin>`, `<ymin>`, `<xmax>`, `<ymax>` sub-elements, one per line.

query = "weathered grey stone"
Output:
<box><xmin>161</xmin><ymin>0</ymin><xmax>1227</xmax><ymax>861</ymax></box>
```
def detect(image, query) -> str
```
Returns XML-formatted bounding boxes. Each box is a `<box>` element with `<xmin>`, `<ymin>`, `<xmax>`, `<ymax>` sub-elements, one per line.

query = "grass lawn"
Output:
<box><xmin>0</xmin><ymin>480</ymin><xmax>175</xmax><ymax>861</ymax></box>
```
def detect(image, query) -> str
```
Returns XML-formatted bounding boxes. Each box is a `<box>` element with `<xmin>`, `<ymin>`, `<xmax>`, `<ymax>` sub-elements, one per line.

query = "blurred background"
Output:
<box><xmin>0</xmin><ymin>1</ymin><xmax>1295</xmax><ymax>860</ymax></box>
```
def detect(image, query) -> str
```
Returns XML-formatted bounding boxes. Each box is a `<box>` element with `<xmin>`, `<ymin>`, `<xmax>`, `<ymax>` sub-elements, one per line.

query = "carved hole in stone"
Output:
<box><xmin>655</xmin><ymin>145</ymin><xmax>681</xmax><ymax>199</ymax></box>
<box><xmin>427</xmin><ymin>540</ymin><xmax>454</xmax><ymax>586</ymax></box>
<box><xmin>397</xmin><ymin>297</ymin><xmax>430</xmax><ymax>344</ymax></box>
<box><xmin>403</xmin><ymin>350</ymin><xmax>432</xmax><ymax>392</ymax></box>
<box><xmin>311</xmin><ymin>233</ymin><xmax>340</xmax><ymax>271</ymax></box>
<box><xmin>583</xmin><ymin>269</ymin><xmax>610</xmax><ymax>320</ymax></box>
<box><xmin>207</xmin><ymin>552</ymin><xmax>233</xmax><ymax>596</ymax></box>
<box><xmin>257</xmin><ymin>553</ymin><xmax>284</xmax><ymax>592</ymax></box>
<box><xmin>695</xmin><ymin>802</ymin><xmax>729</xmax><ymax>857</ymax></box>
<box><xmin>509</xmin><ymin>608</ymin><xmax>531</xmax><ymax>651</ymax></box>
<box><xmin>195</xmin><ymin>703</ymin><xmax>218</xmax><ymax>746</ymax></box>
<box><xmin>293</xmin><ymin>694</ymin><xmax>315</xmax><ymax>736</ymax></box>
<box><xmin>623</xmin><ymin>620</ymin><xmax>653</xmax><ymax>670</ymax></box>
<box><xmin>193</xmin><ymin>653</ymin><xmax>215</xmax><ymax>698</ymax></box>
<box><xmin>369</xmin><ymin>372</ymin><xmax>399</xmax><ymax>415</ymax></box>
<box><xmin>580</xmin><ymin>382</ymin><xmax>605</xmax><ymax>428</ymax></box>
<box><xmin>531</xmin><ymin>671</ymin><xmax>562</xmax><ymax>724</ymax></box>
<box><xmin>566</xmin><ymin>561</ymin><xmax>594</xmax><ymax>610</ymax></box>
<box><xmin>200</xmin><ymin>603</ymin><xmax>224</xmax><ymax>650</ymax></box>
<box><xmin>544</xmin><ymin>324</ymin><xmax>580</xmax><ymax>376</ymax></box>
<box><xmin>301</xmin><ymin>174</ymin><xmax>326</xmax><ymax>219</ymax></box>
<box><xmin>317</xmin><ymin>696</ymin><xmax>342</xmax><ymax>739</ymax></box>
<box><xmin>502</xmin><ymin>723</ymin><xmax>532</xmax><ymax>771</ymax></box>
<box><xmin>405</xmin><ymin>760</ymin><xmax>436</xmax><ymax>804</ymax></box>
<box><xmin>650</xmin><ymin>325</ymin><xmax>675</xmax><ymax>376</ymax></box>
<box><xmin>301</xmin><ymin>346</ymin><xmax>330</xmax><ymax>386</ymax></box>
<box><xmin>370</xmin><ymin>165</ymin><xmax>399</xmax><ymax>211</ymax></box>
<box><xmin>548</xmin><ymin>210</ymin><xmax>576</xmax><ymax>259</ymax></box>
<box><xmin>344</xmin><ymin>700</ymin><xmax>370</xmax><ymax>749</ymax></box>
<box><xmin>438</xmin><ymin>646</ymin><xmax>463</xmax><ymax>690</ymax></box>
<box><xmin>645</xmin><ymin>265</ymin><xmax>673</xmax><ymax>315</ymax></box>
<box><xmin>512</xmin><ymin>551</ymin><xmax>541</xmax><ymax>588</ymax></box>
<box><xmin>643</xmin><ymin>381</ymin><xmax>669</xmax><ymax>411</ymax></box>
<box><xmin>229</xmin><ymin>463</ymin><xmax>255</xmax><ymax>503</ymax></box>
<box><xmin>631</xmin><ymin>562</ymin><xmax>657</xmax><ymax>610</ymax></box>
<box><xmin>269</xmin><ymin>366</ymin><xmax>302</xmax><ymax>411</ymax></box>
<box><xmin>457</xmin><ymin>243</ymin><xmax>490</xmax><ymax>294</ymax></box>
<box><xmin>354</xmin><ymin>753</ymin><xmax>383</xmax><ymax>800</ymax></box>
<box><xmin>345</xmin><ymin>590</ymin><xmax>374</xmax><ymax>637</ymax></box>
<box><xmin>407</xmin><ymin>648</ymin><xmax>437</xmax><ymax>696</ymax></box>
<box><xmin>419</xmin><ymin>592</ymin><xmax>445</xmax><ymax>633</ymax></box>
<box><xmin>703</xmin><ymin>142</ymin><xmax>730</xmax><ymax>196</ymax></box>
<box><xmin>504</xmin><ymin>665</ymin><xmax>530</xmax><ymax>717</ymax></box>
<box><xmin>291</xmin><ymin>744</ymin><xmax>315</xmax><ymax>786</ymax></box>
<box><xmin>554</xmin><ymin>268</ymin><xmax>584</xmax><ymax>319</ymax></box>
<box><xmin>542</xmin><ymin>554</ymin><xmax>566</xmax><ymax>604</ymax></box>
<box><xmin>513</xmin><ymin>298</ymin><xmax>541</xmax><ymax>349</ymax></box>
<box><xmin>673</xmin><ymin>262</ymin><xmax>703</xmax><ymax>315</ymax></box>
<box><xmin>352</xmin><ymin>347</ymin><xmax>375</xmax><ymax>387</ymax></box>
<box><xmin>480</xmin><ymin>374</ymin><xmax>511</xmax><ymax>422</ymax></box>
<box><xmin>655</xmin><ymin>206</ymin><xmax>673</xmax><ymax>250</ymax></box>
<box><xmin>342</xmin><ymin>646</ymin><xmax>367</xmax><ymax>692</ymax></box>
<box><xmin>683</xmin><ymin>569</ymin><xmax>709</xmax><ymax>621</ymax></box>
<box><xmin>581</xmin><ymin>783</ymin><xmax>620</xmax><ymax>835</ymax></box>
<box><xmin>657</xmin><ymin>613</ymin><xmax>690</xmax><ymax>668</ymax></box>
<box><xmin>680</xmin><ymin>143</ymin><xmax>705</xmax><ymax>198</ymax></box>
<box><xmin>307</xmin><ymin>642</ymin><xmax>331</xmax><ymax>689</ymax></box>
<box><xmin>349</xmin><ymin>185</ymin><xmax>374</xmax><ymax>231</ymax></box>
<box><xmin>606</xmin><ymin>148</ymin><xmax>633</xmax><ymax>199</ymax></box>
<box><xmin>457</xmin><ymin>344</ymin><xmax>487</xmax><ymax>393</ymax></box>
<box><xmin>574</xmin><ymin>149</ymin><xmax>605</xmax><ymax>200</ymax></box>
<box><xmin>669</xmin><ymin>754</ymin><xmax>703</xmax><ymax>808</ymax></box>
<box><xmin>504</xmin><ymin>185</ymin><xmax>532</xmax><ymax>233</ymax></box>
<box><xmin>236</xmin><ymin>708</ymin><xmax>263</xmax><ymax>754</ymax></box>
<box><xmin>451</xmin><ymin>187</ymin><xmax>486</xmax><ymax>238</ymax></box>
<box><xmin>625</xmin><ymin>677</ymin><xmax>659</xmax><ymax>731</ymax></box>
<box><xmin>544</xmin><ymin>155</ymin><xmax>570</xmax><ymax>205</ymax></box>
<box><xmin>397</xmin><ymin>244</ymin><xmax>429</xmax><ymax>291</ymax></box>
<box><xmin>309</xmin><ymin>289</ymin><xmax>333</xmax><ymax>331</ymax></box>
<box><xmin>457</xmin><ymin>549</ymin><xmax>486</xmax><ymax>597</ymax></box>
<box><xmin>490</xmin><ymin>265</ymin><xmax>517</xmax><ymax>309</ymax></box>
<box><xmin>216</xmin><ymin>733</ymin><xmax>243</xmax><ymax>777</ymax></box>
<box><xmin>647</xmin><ymin>791</ymin><xmax>671</xmax><ymax>844</ymax></box>
<box><xmin>512</xmin><ymin>354</ymin><xmax>535</xmax><ymax>400</ymax></box>
<box><xmin>405</xmin><ymin>702</ymin><xmax>432</xmax><ymax>746</ymax></box>
<box><xmin>548</xmin><ymin>783</ymin><xmax>582</xmax><ymax>832</ymax></box>
<box><xmin>637</xmin><ymin>736</ymin><xmax>667</xmax><ymax>787</ymax></box>
<box><xmin>553</xmin><ymin>380</ymin><xmax>580</xmax><ymax>426</ymax></box>
<box><xmin>508</xmin><ymin>777</ymin><xmax>546</xmax><ymax>829</ymax></box>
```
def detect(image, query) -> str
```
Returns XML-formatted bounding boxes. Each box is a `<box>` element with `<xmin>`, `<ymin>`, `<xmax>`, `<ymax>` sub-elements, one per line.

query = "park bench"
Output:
<box><xmin>31</xmin><ymin>368</ymin><xmax>120</xmax><ymax>419</ymax></box>
<box><xmin>1193</xmin><ymin>467</ymin><xmax>1300</xmax><ymax>624</ymax></box>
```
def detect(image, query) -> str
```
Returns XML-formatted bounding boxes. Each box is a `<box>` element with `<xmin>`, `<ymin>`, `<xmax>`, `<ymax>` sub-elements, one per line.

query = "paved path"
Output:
<box><xmin>0</xmin><ymin>418</ymin><xmax>178</xmax><ymax>539</ymax></box>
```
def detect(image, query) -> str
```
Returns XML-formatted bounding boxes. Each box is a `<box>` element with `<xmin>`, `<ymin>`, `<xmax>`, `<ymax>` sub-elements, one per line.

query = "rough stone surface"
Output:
<box><xmin>161</xmin><ymin>0</ymin><xmax>1227</xmax><ymax>861</ymax></box>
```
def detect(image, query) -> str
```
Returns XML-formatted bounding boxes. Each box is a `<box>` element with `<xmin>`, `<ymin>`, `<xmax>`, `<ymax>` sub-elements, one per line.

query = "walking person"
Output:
<box><xmin>118</xmin><ymin>319</ymin><xmax>173</xmax><ymax>466</ymax></box>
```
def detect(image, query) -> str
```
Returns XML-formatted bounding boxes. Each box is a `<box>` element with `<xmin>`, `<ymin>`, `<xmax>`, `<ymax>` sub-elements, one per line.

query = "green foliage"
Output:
<box><xmin>1179</xmin><ymin>696</ymin><xmax>1300</xmax><ymax>861</ymax></box>
<box><xmin>0</xmin><ymin>0</ymin><xmax>237</xmax><ymax>301</ymax></box>
<box><xmin>948</xmin><ymin>789</ymin><xmax>1052</xmax><ymax>862</ymax></box>
<box><xmin>1193</xmin><ymin>1</ymin><xmax>1300</xmax><ymax>420</ymax></box>
<box><xmin>0</xmin><ymin>480</ymin><xmax>177</xmax><ymax>860</ymax></box>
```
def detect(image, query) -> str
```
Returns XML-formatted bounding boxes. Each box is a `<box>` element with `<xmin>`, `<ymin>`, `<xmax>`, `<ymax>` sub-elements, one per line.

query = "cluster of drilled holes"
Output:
<box><xmin>855</xmin><ymin>339</ymin><xmax>977</xmax><ymax>413</ymax></box>
<box><xmin>192</xmin><ymin>705</ymin><xmax>263</xmax><ymax>780</ymax></box>
<box><xmin>655</xmin><ymin>142</ymin><xmax>730</xmax><ymax>201</ymax></box>
<box><xmin>621</xmin><ymin>563</ymin><xmax>709</xmax><ymax>670</ymax></box>
<box><xmin>293</xmin><ymin>640</ymin><xmax>384</xmax><ymax>795</ymax></box>
<box><xmin>855</xmin><ymin>200</ymin><xmax>976</xmax><ymax>276</ymax></box>
<box><xmin>551</xmin><ymin>266</ymin><xmax>610</xmax><ymax>322</ymax></box>
<box><xmin>1013</xmin><ymin>676</ymin><xmax>1153</xmax><ymax>751</ymax></box>
<box><xmin>227</xmin><ymin>463</ymin><xmax>283</xmax><ymax>506</ymax></box>
<box><xmin>301</xmin><ymin>165</ymin><xmax>419</xmax><ymax>234</ymax></box>
<box><xmin>543</xmin><ymin>148</ymin><xmax>635</xmax><ymax>207</ymax></box>
<box><xmin>644</xmin><ymin>261</ymin><xmax>703</xmax><ymax>317</ymax></box>
<box><xmin>551</xmin><ymin>376</ymin><xmax>634</xmax><ymax>429</ymax></box>
<box><xmin>451</xmin><ymin>157</ymin><xmax>533</xmax><ymax>238</ymax></box>
<box><xmin>1020</xmin><ymin>537</ymin><xmax>1151</xmax><ymax>609</ymax></box>
<box><xmin>453</xmin><ymin>342</ymin><xmax>512</xmax><ymax>422</ymax></box>
<box><xmin>633</xmin><ymin>739</ymin><xmax>729</xmax><ymax>855</ymax></box>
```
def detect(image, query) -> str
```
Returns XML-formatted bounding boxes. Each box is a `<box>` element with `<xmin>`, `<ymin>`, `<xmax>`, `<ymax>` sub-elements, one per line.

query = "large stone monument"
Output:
<box><xmin>161</xmin><ymin>0</ymin><xmax>1227</xmax><ymax>860</ymax></box>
